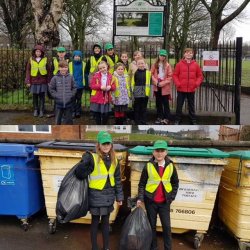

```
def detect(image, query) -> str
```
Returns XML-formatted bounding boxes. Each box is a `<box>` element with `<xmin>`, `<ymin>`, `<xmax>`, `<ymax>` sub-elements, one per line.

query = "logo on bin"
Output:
<box><xmin>0</xmin><ymin>164</ymin><xmax>15</xmax><ymax>185</ymax></box>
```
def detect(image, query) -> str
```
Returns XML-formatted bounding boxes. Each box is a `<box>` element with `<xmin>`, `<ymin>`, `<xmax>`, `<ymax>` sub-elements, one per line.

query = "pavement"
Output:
<box><xmin>0</xmin><ymin>93</ymin><xmax>249</xmax><ymax>125</ymax></box>
<box><xmin>0</xmin><ymin>209</ymin><xmax>238</xmax><ymax>250</ymax></box>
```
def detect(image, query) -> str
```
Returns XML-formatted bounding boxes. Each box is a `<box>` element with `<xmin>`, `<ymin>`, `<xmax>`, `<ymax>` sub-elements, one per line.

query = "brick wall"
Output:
<box><xmin>0</xmin><ymin>126</ymin><xmax>86</xmax><ymax>141</ymax></box>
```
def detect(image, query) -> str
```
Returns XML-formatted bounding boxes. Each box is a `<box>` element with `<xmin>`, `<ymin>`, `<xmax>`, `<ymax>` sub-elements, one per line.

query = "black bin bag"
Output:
<box><xmin>119</xmin><ymin>207</ymin><xmax>152</xmax><ymax>250</ymax></box>
<box><xmin>56</xmin><ymin>165</ymin><xmax>88</xmax><ymax>223</ymax></box>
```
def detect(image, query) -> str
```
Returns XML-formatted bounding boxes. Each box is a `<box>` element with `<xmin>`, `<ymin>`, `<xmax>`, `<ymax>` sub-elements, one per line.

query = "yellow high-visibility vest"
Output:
<box><xmin>90</xmin><ymin>56</ymin><xmax>103</xmax><ymax>73</ymax></box>
<box><xmin>89</xmin><ymin>153</ymin><xmax>118</xmax><ymax>190</ymax></box>
<box><xmin>114</xmin><ymin>75</ymin><xmax>131</xmax><ymax>98</ymax></box>
<box><xmin>53</xmin><ymin>57</ymin><xmax>59</xmax><ymax>75</ymax></box>
<box><xmin>131</xmin><ymin>70</ymin><xmax>151</xmax><ymax>97</ymax></box>
<box><xmin>145</xmin><ymin>162</ymin><xmax>173</xmax><ymax>193</ymax></box>
<box><xmin>53</xmin><ymin>57</ymin><xmax>69</xmax><ymax>75</ymax></box>
<box><xmin>30</xmin><ymin>57</ymin><xmax>47</xmax><ymax>76</ymax></box>
<box><xmin>68</xmin><ymin>61</ymin><xmax>86</xmax><ymax>86</ymax></box>
<box><xmin>105</xmin><ymin>55</ymin><xmax>119</xmax><ymax>74</ymax></box>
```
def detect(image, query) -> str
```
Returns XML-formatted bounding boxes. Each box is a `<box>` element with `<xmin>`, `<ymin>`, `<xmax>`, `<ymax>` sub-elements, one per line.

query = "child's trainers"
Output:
<box><xmin>155</xmin><ymin>118</ymin><xmax>162</xmax><ymax>124</ymax></box>
<box><xmin>161</xmin><ymin>119</ymin><xmax>169</xmax><ymax>125</ymax></box>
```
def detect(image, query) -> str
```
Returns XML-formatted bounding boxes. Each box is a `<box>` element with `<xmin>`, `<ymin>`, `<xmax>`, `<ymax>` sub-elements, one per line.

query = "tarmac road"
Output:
<box><xmin>0</xmin><ymin>210</ymin><xmax>238</xmax><ymax>250</ymax></box>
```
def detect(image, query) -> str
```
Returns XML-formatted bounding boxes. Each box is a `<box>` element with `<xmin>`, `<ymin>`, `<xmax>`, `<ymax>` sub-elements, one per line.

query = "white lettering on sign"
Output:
<box><xmin>203</xmin><ymin>51</ymin><xmax>220</xmax><ymax>72</ymax></box>
<box><xmin>175</xmin><ymin>184</ymin><xmax>203</xmax><ymax>202</ymax></box>
<box><xmin>53</xmin><ymin>176</ymin><xmax>64</xmax><ymax>193</ymax></box>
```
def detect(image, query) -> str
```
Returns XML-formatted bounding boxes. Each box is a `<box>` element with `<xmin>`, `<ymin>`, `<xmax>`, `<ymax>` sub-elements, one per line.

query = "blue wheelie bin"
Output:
<box><xmin>0</xmin><ymin>143</ymin><xmax>44</xmax><ymax>231</ymax></box>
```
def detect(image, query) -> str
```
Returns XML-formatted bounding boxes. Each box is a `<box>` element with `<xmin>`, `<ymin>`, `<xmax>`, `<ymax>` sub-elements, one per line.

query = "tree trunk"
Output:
<box><xmin>30</xmin><ymin>0</ymin><xmax>63</xmax><ymax>47</ymax></box>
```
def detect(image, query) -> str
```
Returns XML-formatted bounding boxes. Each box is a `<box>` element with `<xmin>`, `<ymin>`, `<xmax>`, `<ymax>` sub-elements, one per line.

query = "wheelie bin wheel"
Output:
<box><xmin>22</xmin><ymin>223</ymin><xmax>29</xmax><ymax>232</ymax></box>
<box><xmin>48</xmin><ymin>220</ymin><xmax>56</xmax><ymax>234</ymax></box>
<box><xmin>194</xmin><ymin>233</ymin><xmax>204</xmax><ymax>249</ymax></box>
<box><xmin>21</xmin><ymin>219</ymin><xmax>29</xmax><ymax>231</ymax></box>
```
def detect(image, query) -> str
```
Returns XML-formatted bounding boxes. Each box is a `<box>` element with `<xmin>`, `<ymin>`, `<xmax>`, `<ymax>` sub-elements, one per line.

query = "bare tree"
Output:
<box><xmin>170</xmin><ymin>0</ymin><xmax>209</xmax><ymax>61</ymax></box>
<box><xmin>61</xmin><ymin>0</ymin><xmax>109</xmax><ymax>50</ymax></box>
<box><xmin>0</xmin><ymin>0</ymin><xmax>33</xmax><ymax>48</ymax></box>
<box><xmin>200</xmin><ymin>0</ymin><xmax>250</xmax><ymax>48</ymax></box>
<box><xmin>30</xmin><ymin>0</ymin><xmax>64</xmax><ymax>47</ymax></box>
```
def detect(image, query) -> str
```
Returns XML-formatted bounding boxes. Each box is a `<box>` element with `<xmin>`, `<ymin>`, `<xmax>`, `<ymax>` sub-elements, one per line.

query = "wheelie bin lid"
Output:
<box><xmin>228</xmin><ymin>150</ymin><xmax>250</xmax><ymax>160</ymax></box>
<box><xmin>129</xmin><ymin>146</ymin><xmax>229</xmax><ymax>158</ymax></box>
<box><xmin>36</xmin><ymin>141</ymin><xmax>128</xmax><ymax>152</ymax></box>
<box><xmin>0</xmin><ymin>143</ymin><xmax>36</xmax><ymax>157</ymax></box>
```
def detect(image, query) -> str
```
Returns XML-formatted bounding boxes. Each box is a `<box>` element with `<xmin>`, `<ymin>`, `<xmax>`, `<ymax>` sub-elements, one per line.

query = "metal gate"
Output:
<box><xmin>0</xmin><ymin>39</ymin><xmax>242</xmax><ymax>123</ymax></box>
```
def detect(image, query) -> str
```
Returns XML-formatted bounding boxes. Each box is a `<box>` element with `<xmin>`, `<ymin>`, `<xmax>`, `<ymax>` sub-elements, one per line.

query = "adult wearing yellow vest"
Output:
<box><xmin>75</xmin><ymin>131</ymin><xmax>124</xmax><ymax>250</ymax></box>
<box><xmin>85</xmin><ymin>43</ymin><xmax>103</xmax><ymax>91</ymax></box>
<box><xmin>102</xmin><ymin>43</ymin><xmax>119</xmax><ymax>74</ymax></box>
<box><xmin>137</xmin><ymin>140</ymin><xmax>179</xmax><ymax>250</ymax></box>
<box><xmin>68</xmin><ymin>50</ymin><xmax>85</xmax><ymax>118</ymax></box>
<box><xmin>25</xmin><ymin>45</ymin><xmax>50</xmax><ymax>118</ymax></box>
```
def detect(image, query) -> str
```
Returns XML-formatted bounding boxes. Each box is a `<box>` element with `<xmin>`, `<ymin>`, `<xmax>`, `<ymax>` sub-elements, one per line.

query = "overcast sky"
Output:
<box><xmin>102</xmin><ymin>1</ymin><xmax>250</xmax><ymax>43</ymax></box>
<box><xmin>233</xmin><ymin>3</ymin><xmax>250</xmax><ymax>42</ymax></box>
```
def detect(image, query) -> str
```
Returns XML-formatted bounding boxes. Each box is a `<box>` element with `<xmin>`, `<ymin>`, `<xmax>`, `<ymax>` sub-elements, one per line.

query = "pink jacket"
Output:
<box><xmin>90</xmin><ymin>71</ymin><xmax>116</xmax><ymax>104</ymax></box>
<box><xmin>173</xmin><ymin>59</ymin><xmax>203</xmax><ymax>93</ymax></box>
<box><xmin>151</xmin><ymin>62</ymin><xmax>173</xmax><ymax>96</ymax></box>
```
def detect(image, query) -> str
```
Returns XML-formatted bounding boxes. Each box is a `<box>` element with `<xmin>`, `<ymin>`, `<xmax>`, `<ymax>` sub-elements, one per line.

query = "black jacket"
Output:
<box><xmin>74</xmin><ymin>151</ymin><xmax>124</xmax><ymax>208</ymax></box>
<box><xmin>138</xmin><ymin>156</ymin><xmax>179</xmax><ymax>204</ymax></box>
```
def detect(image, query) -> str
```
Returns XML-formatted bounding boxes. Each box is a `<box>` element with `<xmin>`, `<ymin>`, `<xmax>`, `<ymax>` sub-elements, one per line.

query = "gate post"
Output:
<box><xmin>235</xmin><ymin>37</ymin><xmax>242</xmax><ymax>125</ymax></box>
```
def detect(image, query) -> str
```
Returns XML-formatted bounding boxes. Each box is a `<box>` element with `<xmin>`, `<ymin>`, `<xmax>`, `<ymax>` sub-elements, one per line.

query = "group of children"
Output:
<box><xmin>25</xmin><ymin>43</ymin><xmax>203</xmax><ymax>125</ymax></box>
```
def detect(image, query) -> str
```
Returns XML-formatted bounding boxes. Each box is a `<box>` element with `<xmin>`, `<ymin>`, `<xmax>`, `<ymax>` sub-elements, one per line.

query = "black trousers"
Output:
<box><xmin>55</xmin><ymin>106</ymin><xmax>73</xmax><ymax>125</ymax></box>
<box><xmin>134</xmin><ymin>97</ymin><xmax>148</xmax><ymax>125</ymax></box>
<box><xmin>73</xmin><ymin>88</ymin><xmax>83</xmax><ymax>116</ymax></box>
<box><xmin>94</xmin><ymin>112</ymin><xmax>109</xmax><ymax>125</ymax></box>
<box><xmin>145</xmin><ymin>198</ymin><xmax>172</xmax><ymax>250</ymax></box>
<box><xmin>155</xmin><ymin>90</ymin><xmax>171</xmax><ymax>120</ymax></box>
<box><xmin>91</xmin><ymin>214</ymin><xmax>110</xmax><ymax>250</ymax></box>
<box><xmin>175</xmin><ymin>91</ymin><xmax>196</xmax><ymax>123</ymax></box>
<box><xmin>33</xmin><ymin>92</ymin><xmax>45</xmax><ymax>112</ymax></box>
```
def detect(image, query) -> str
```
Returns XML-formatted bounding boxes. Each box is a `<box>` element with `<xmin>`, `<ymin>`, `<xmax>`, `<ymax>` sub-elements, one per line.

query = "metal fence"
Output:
<box><xmin>0</xmin><ymin>40</ymin><xmax>241</xmax><ymax>115</ymax></box>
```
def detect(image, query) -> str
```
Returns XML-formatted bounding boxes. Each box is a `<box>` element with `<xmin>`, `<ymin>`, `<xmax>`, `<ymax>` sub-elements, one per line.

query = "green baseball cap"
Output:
<box><xmin>104</xmin><ymin>43</ymin><xmax>114</xmax><ymax>50</ymax></box>
<box><xmin>159</xmin><ymin>49</ymin><xmax>168</xmax><ymax>56</ymax></box>
<box><xmin>57</xmin><ymin>47</ymin><xmax>66</xmax><ymax>52</ymax></box>
<box><xmin>97</xmin><ymin>131</ymin><xmax>112</xmax><ymax>144</ymax></box>
<box><xmin>152</xmin><ymin>140</ymin><xmax>168</xmax><ymax>150</ymax></box>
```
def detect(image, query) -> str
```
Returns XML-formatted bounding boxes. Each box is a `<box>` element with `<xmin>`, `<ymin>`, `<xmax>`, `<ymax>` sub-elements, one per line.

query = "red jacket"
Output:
<box><xmin>173</xmin><ymin>59</ymin><xmax>203</xmax><ymax>93</ymax></box>
<box><xmin>151</xmin><ymin>62</ymin><xmax>173</xmax><ymax>96</ymax></box>
<box><xmin>90</xmin><ymin>71</ymin><xmax>116</xmax><ymax>104</ymax></box>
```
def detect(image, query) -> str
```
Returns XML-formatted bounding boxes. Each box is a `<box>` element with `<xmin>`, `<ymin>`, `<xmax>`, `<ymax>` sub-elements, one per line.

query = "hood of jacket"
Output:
<box><xmin>32</xmin><ymin>45</ymin><xmax>45</xmax><ymax>57</ymax></box>
<box><xmin>72</xmin><ymin>50</ymin><xmax>83</xmax><ymax>60</ymax></box>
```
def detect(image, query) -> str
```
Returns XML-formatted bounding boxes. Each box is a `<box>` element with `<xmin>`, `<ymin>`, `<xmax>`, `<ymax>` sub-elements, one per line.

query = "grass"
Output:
<box><xmin>85</xmin><ymin>131</ymin><xmax>172</xmax><ymax>141</ymax></box>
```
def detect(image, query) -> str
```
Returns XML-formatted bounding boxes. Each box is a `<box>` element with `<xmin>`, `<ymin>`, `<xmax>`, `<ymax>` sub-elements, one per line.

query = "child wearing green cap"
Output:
<box><xmin>151</xmin><ymin>49</ymin><xmax>173</xmax><ymax>125</ymax></box>
<box><xmin>137</xmin><ymin>140</ymin><xmax>179</xmax><ymax>250</ymax></box>
<box><xmin>47</xmin><ymin>47</ymin><xmax>69</xmax><ymax>118</ymax></box>
<box><xmin>75</xmin><ymin>131</ymin><xmax>124</xmax><ymax>250</ymax></box>
<box><xmin>102</xmin><ymin>43</ymin><xmax>119</xmax><ymax>74</ymax></box>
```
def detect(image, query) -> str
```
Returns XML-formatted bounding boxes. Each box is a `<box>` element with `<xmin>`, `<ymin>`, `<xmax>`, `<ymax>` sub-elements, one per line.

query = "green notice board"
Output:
<box><xmin>149</xmin><ymin>13</ymin><xmax>163</xmax><ymax>36</ymax></box>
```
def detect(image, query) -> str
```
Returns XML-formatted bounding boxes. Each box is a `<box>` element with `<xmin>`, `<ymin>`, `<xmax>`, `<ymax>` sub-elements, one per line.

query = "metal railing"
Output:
<box><xmin>0</xmin><ymin>41</ymin><xmax>239</xmax><ymax>114</ymax></box>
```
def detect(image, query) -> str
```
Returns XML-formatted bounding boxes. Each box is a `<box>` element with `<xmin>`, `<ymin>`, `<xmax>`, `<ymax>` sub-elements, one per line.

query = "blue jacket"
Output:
<box><xmin>71</xmin><ymin>50</ymin><xmax>85</xmax><ymax>89</ymax></box>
